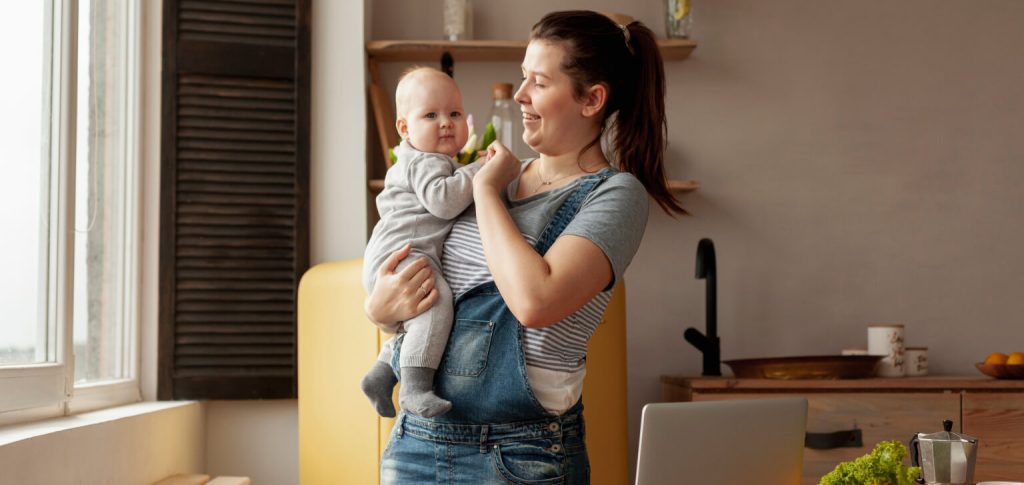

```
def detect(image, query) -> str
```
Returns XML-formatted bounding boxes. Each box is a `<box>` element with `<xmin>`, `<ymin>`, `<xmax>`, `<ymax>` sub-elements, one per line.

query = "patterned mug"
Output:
<box><xmin>867</xmin><ymin>324</ymin><xmax>905</xmax><ymax>377</ymax></box>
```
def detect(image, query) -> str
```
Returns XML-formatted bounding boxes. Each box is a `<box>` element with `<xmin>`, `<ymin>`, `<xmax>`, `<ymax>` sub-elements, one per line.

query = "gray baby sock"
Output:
<box><xmin>361</xmin><ymin>361</ymin><xmax>398</xmax><ymax>417</ymax></box>
<box><xmin>399</xmin><ymin>367</ymin><xmax>452</xmax><ymax>418</ymax></box>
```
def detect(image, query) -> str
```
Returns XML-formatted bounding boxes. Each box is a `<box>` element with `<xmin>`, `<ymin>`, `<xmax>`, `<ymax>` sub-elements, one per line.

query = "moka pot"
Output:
<box><xmin>909</xmin><ymin>419</ymin><xmax>978</xmax><ymax>484</ymax></box>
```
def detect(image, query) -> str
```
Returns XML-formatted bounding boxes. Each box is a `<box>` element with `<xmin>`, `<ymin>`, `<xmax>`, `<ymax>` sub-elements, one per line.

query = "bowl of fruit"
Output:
<box><xmin>976</xmin><ymin>352</ymin><xmax>1024</xmax><ymax>379</ymax></box>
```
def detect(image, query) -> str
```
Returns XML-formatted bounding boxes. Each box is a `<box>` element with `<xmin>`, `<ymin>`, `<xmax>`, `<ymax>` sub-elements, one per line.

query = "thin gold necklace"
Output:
<box><xmin>533</xmin><ymin>161</ymin><xmax>581</xmax><ymax>194</ymax></box>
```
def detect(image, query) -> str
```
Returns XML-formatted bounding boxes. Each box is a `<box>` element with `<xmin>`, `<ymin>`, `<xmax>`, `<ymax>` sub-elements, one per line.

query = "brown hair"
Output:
<box><xmin>531</xmin><ymin>11</ymin><xmax>685</xmax><ymax>215</ymax></box>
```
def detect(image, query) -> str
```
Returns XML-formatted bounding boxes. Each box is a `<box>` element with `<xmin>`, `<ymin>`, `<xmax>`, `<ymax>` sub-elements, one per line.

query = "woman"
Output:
<box><xmin>364</xmin><ymin>10</ymin><xmax>686</xmax><ymax>484</ymax></box>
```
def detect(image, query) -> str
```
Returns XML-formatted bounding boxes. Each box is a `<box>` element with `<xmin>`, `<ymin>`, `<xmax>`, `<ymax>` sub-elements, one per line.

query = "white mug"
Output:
<box><xmin>905</xmin><ymin>347</ymin><xmax>928</xmax><ymax>377</ymax></box>
<box><xmin>868</xmin><ymin>324</ymin><xmax>905</xmax><ymax>377</ymax></box>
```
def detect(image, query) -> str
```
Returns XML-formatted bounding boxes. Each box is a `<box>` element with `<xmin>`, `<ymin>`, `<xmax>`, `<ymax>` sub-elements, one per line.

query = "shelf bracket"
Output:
<box><xmin>441</xmin><ymin>51</ymin><xmax>454</xmax><ymax>77</ymax></box>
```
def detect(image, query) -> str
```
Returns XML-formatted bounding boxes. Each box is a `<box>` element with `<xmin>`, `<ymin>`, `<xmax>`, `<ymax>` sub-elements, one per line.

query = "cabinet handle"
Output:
<box><xmin>805</xmin><ymin>429</ymin><xmax>863</xmax><ymax>449</ymax></box>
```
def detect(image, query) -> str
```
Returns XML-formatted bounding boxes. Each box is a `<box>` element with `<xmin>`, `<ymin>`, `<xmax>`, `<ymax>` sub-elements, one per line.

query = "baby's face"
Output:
<box><xmin>399</xmin><ymin>76</ymin><xmax>469</xmax><ymax>157</ymax></box>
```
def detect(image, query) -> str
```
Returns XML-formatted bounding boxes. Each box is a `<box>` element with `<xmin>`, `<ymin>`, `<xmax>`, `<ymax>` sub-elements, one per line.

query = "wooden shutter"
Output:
<box><xmin>159</xmin><ymin>0</ymin><xmax>310</xmax><ymax>399</ymax></box>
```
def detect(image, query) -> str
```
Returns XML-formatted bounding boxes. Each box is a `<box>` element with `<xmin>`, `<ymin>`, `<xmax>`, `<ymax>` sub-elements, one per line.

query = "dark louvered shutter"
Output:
<box><xmin>159</xmin><ymin>0</ymin><xmax>310</xmax><ymax>399</ymax></box>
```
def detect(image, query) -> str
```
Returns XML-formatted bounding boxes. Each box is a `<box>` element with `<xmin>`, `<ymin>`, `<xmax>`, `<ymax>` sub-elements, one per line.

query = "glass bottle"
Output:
<box><xmin>443</xmin><ymin>0</ymin><xmax>473</xmax><ymax>41</ymax></box>
<box><xmin>665</xmin><ymin>0</ymin><xmax>693</xmax><ymax>39</ymax></box>
<box><xmin>488</xmin><ymin>83</ymin><xmax>528</xmax><ymax>159</ymax></box>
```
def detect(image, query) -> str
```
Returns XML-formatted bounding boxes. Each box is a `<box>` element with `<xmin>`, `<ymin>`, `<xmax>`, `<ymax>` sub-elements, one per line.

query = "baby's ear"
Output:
<box><xmin>395</xmin><ymin>118</ymin><xmax>408</xmax><ymax>139</ymax></box>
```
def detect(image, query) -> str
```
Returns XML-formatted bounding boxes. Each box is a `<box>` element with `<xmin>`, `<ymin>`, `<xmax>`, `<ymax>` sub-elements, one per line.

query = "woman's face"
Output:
<box><xmin>515</xmin><ymin>41</ymin><xmax>598</xmax><ymax>156</ymax></box>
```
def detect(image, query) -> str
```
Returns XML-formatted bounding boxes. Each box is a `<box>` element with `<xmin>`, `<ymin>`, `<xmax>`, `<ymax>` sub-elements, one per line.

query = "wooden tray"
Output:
<box><xmin>723</xmin><ymin>355</ymin><xmax>883</xmax><ymax>380</ymax></box>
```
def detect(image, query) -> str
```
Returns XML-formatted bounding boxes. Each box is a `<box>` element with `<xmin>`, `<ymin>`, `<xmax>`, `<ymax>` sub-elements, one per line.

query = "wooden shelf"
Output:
<box><xmin>668</xmin><ymin>180</ymin><xmax>700</xmax><ymax>193</ymax></box>
<box><xmin>370</xmin><ymin>178</ymin><xmax>698</xmax><ymax>194</ymax></box>
<box><xmin>662</xmin><ymin>375</ymin><xmax>1024</xmax><ymax>392</ymax></box>
<box><xmin>366</xmin><ymin>38</ymin><xmax>697</xmax><ymax>62</ymax></box>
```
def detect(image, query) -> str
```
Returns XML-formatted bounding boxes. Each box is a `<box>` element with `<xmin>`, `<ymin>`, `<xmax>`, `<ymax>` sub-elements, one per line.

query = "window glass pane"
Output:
<box><xmin>74</xmin><ymin>0</ymin><xmax>131</xmax><ymax>383</ymax></box>
<box><xmin>0</xmin><ymin>3</ymin><xmax>49</xmax><ymax>365</ymax></box>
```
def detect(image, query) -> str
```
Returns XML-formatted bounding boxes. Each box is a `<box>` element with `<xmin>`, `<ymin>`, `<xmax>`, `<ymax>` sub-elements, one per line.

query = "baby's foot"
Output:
<box><xmin>361</xmin><ymin>361</ymin><xmax>397</xmax><ymax>417</ymax></box>
<box><xmin>399</xmin><ymin>367</ymin><xmax>452</xmax><ymax>418</ymax></box>
<box><xmin>399</xmin><ymin>388</ymin><xmax>453</xmax><ymax>418</ymax></box>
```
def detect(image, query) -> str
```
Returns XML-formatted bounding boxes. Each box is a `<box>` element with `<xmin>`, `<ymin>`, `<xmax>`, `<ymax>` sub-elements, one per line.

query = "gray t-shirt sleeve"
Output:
<box><xmin>561</xmin><ymin>173</ymin><xmax>649</xmax><ymax>289</ymax></box>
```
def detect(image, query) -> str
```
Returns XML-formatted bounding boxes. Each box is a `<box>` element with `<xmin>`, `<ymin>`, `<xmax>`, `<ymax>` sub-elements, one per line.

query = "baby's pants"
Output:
<box><xmin>373</xmin><ymin>255</ymin><xmax>453</xmax><ymax>370</ymax></box>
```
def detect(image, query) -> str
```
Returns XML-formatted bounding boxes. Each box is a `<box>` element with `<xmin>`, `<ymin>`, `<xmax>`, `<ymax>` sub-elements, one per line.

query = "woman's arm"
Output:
<box><xmin>473</xmin><ymin>143</ymin><xmax>613</xmax><ymax>328</ymax></box>
<box><xmin>364</xmin><ymin>244</ymin><xmax>439</xmax><ymax>331</ymax></box>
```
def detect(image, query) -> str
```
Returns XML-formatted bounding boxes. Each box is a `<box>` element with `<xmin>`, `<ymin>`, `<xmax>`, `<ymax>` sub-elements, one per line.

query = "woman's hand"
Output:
<box><xmin>364</xmin><ymin>243</ymin><xmax>438</xmax><ymax>329</ymax></box>
<box><xmin>474</xmin><ymin>141</ymin><xmax>521</xmax><ymax>193</ymax></box>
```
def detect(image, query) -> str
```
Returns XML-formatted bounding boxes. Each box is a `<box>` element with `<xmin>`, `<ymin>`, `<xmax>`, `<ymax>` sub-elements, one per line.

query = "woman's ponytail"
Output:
<box><xmin>531</xmin><ymin>11</ymin><xmax>685</xmax><ymax>215</ymax></box>
<box><xmin>615</xmin><ymin>22</ymin><xmax>685</xmax><ymax>215</ymax></box>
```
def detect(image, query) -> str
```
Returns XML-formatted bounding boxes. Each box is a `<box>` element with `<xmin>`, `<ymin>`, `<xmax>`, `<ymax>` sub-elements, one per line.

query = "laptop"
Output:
<box><xmin>635</xmin><ymin>397</ymin><xmax>808</xmax><ymax>485</ymax></box>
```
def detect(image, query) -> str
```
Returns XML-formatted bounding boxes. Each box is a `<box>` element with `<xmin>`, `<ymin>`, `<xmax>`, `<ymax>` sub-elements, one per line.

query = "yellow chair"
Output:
<box><xmin>298</xmin><ymin>259</ymin><xmax>629</xmax><ymax>484</ymax></box>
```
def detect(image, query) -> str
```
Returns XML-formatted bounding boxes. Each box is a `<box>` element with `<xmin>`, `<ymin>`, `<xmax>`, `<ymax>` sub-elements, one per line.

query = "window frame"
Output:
<box><xmin>0</xmin><ymin>0</ymin><xmax>142</xmax><ymax>426</ymax></box>
<box><xmin>67</xmin><ymin>0</ymin><xmax>142</xmax><ymax>414</ymax></box>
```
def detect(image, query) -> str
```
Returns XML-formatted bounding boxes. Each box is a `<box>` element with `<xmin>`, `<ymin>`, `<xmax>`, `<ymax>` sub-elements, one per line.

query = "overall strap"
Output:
<box><xmin>534</xmin><ymin>171</ymin><xmax>613</xmax><ymax>256</ymax></box>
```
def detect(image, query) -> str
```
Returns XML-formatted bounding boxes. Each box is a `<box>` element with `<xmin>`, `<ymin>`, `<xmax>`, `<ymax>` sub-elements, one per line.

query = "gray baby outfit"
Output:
<box><xmin>363</xmin><ymin>140</ymin><xmax>480</xmax><ymax>369</ymax></box>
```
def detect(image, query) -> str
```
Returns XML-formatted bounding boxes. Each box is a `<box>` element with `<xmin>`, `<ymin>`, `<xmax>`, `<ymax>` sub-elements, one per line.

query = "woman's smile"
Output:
<box><xmin>522</xmin><ymin>111</ymin><xmax>540</xmax><ymax>130</ymax></box>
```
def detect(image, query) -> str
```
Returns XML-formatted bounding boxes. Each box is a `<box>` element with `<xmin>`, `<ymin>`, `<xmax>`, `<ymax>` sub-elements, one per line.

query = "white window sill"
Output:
<box><xmin>0</xmin><ymin>400</ymin><xmax>198</xmax><ymax>448</ymax></box>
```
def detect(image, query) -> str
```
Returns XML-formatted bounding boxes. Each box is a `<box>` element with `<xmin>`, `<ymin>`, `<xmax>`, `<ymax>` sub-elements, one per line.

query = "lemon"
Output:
<box><xmin>985</xmin><ymin>352</ymin><xmax>1009</xmax><ymax>365</ymax></box>
<box><xmin>1008</xmin><ymin>352</ymin><xmax>1024</xmax><ymax>365</ymax></box>
<box><xmin>674</xmin><ymin>0</ymin><xmax>691</xmax><ymax>21</ymax></box>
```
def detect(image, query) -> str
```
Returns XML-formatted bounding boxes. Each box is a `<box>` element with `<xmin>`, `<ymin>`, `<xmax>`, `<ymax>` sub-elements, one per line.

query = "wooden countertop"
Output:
<box><xmin>661</xmin><ymin>375</ymin><xmax>1024</xmax><ymax>392</ymax></box>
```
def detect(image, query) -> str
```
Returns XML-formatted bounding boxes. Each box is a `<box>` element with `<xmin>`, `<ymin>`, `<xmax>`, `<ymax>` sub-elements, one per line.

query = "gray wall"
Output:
<box><xmin>371</xmin><ymin>0</ymin><xmax>1024</xmax><ymax>472</ymax></box>
<box><xmin>631</xmin><ymin>0</ymin><xmax>1024</xmax><ymax>462</ymax></box>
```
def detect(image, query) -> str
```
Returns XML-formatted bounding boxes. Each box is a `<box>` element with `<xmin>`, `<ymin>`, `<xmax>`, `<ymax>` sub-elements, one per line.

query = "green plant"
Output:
<box><xmin>818</xmin><ymin>440</ymin><xmax>921</xmax><ymax>485</ymax></box>
<box><xmin>457</xmin><ymin>121</ymin><xmax>495</xmax><ymax>165</ymax></box>
<box><xmin>389</xmin><ymin>121</ymin><xmax>496</xmax><ymax>167</ymax></box>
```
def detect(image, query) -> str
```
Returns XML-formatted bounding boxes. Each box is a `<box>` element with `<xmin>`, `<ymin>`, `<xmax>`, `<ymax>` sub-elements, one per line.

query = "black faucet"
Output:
<box><xmin>684</xmin><ymin>238</ymin><xmax>721</xmax><ymax>376</ymax></box>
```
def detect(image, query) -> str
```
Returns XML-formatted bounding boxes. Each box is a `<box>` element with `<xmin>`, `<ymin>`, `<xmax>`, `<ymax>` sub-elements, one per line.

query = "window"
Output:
<box><xmin>0</xmin><ymin>0</ymin><xmax>140</xmax><ymax>424</ymax></box>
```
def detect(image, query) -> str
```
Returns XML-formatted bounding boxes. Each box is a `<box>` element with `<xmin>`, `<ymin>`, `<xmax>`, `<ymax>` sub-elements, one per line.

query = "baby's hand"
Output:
<box><xmin>485</xmin><ymin>140</ymin><xmax>515</xmax><ymax>162</ymax></box>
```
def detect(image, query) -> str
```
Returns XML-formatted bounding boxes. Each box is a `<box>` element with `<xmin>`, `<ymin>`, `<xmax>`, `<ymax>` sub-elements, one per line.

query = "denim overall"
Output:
<box><xmin>381</xmin><ymin>171</ymin><xmax>611</xmax><ymax>484</ymax></box>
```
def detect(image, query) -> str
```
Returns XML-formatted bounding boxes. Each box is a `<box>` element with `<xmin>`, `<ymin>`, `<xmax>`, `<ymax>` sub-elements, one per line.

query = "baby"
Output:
<box><xmin>360</xmin><ymin>67</ymin><xmax>480</xmax><ymax>418</ymax></box>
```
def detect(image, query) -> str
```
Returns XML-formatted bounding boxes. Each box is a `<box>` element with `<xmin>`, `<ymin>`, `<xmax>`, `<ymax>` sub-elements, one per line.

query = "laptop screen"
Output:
<box><xmin>635</xmin><ymin>397</ymin><xmax>808</xmax><ymax>485</ymax></box>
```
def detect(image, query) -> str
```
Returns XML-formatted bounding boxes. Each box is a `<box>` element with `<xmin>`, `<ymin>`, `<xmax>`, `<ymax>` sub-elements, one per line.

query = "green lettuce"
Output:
<box><xmin>818</xmin><ymin>440</ymin><xmax>921</xmax><ymax>485</ymax></box>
